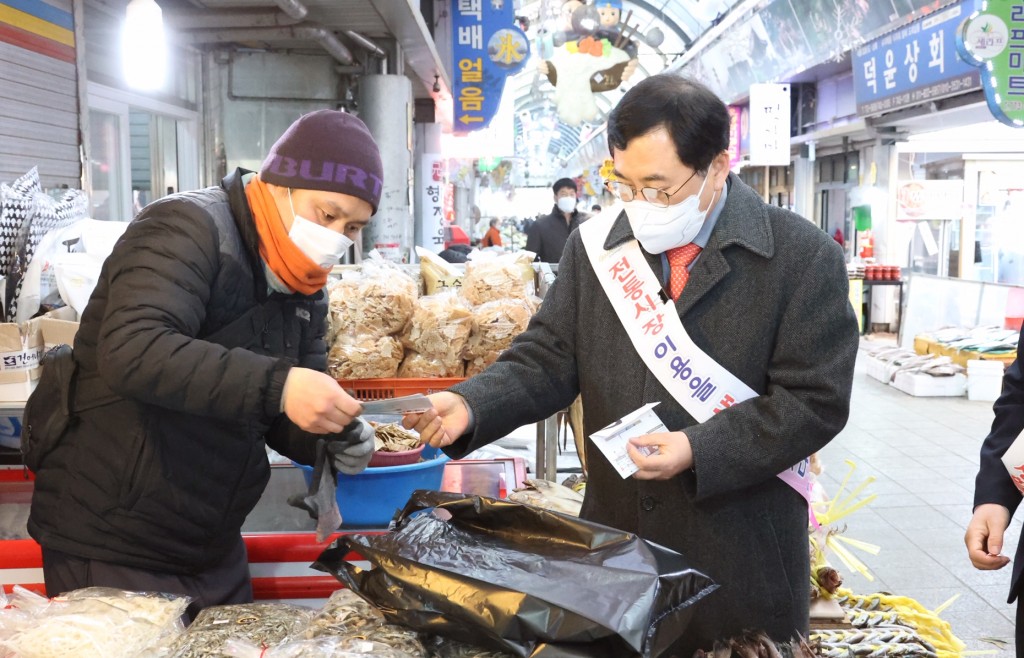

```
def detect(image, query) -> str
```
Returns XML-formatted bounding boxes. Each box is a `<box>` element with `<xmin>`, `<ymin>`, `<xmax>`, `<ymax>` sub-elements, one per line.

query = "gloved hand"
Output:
<box><xmin>327</xmin><ymin>417</ymin><xmax>375</xmax><ymax>475</ymax></box>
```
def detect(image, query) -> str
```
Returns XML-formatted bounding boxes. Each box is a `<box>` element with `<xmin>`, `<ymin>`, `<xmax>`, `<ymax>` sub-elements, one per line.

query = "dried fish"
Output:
<box><xmin>328</xmin><ymin>335</ymin><xmax>404</xmax><ymax>379</ymax></box>
<box><xmin>461</xmin><ymin>258</ymin><xmax>531</xmax><ymax>306</ymax></box>
<box><xmin>223</xmin><ymin>636</ymin><xmax>417</xmax><ymax>657</ymax></box>
<box><xmin>462</xmin><ymin>299</ymin><xmax>533</xmax><ymax>360</ymax></box>
<box><xmin>508</xmin><ymin>479</ymin><xmax>584</xmax><ymax>516</ymax></box>
<box><xmin>400</xmin><ymin>293</ymin><xmax>474</xmax><ymax>364</ymax></box>
<box><xmin>345</xmin><ymin>624</ymin><xmax>428</xmax><ymax>658</ymax></box>
<box><xmin>329</xmin><ymin>264</ymin><xmax>418</xmax><ymax>339</ymax></box>
<box><xmin>302</xmin><ymin>590</ymin><xmax>386</xmax><ymax>641</ymax></box>
<box><xmin>168</xmin><ymin>603</ymin><xmax>314</xmax><ymax>658</ymax></box>
<box><xmin>370</xmin><ymin>423</ymin><xmax>420</xmax><ymax>452</ymax></box>
<box><xmin>398</xmin><ymin>351</ymin><xmax>466</xmax><ymax>378</ymax></box>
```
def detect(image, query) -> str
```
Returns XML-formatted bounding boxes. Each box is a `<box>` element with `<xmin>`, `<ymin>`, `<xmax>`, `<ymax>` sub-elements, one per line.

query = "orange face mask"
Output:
<box><xmin>245</xmin><ymin>176</ymin><xmax>328</xmax><ymax>295</ymax></box>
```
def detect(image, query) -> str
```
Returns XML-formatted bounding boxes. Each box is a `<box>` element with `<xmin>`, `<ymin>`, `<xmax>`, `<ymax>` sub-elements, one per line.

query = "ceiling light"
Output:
<box><xmin>122</xmin><ymin>0</ymin><xmax>166</xmax><ymax>91</ymax></box>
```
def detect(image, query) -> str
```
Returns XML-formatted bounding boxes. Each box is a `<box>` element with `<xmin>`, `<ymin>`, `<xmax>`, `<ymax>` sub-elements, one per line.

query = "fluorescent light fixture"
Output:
<box><xmin>122</xmin><ymin>0</ymin><xmax>166</xmax><ymax>91</ymax></box>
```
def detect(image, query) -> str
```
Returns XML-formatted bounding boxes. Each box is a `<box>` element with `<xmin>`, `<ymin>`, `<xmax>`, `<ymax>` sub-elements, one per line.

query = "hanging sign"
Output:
<box><xmin>727</xmin><ymin>105</ymin><xmax>745</xmax><ymax>167</ymax></box>
<box><xmin>853</xmin><ymin>0</ymin><xmax>980</xmax><ymax>116</ymax></box>
<box><xmin>417</xmin><ymin>154</ymin><xmax>446</xmax><ymax>253</ymax></box>
<box><xmin>748</xmin><ymin>84</ymin><xmax>790</xmax><ymax>166</ymax></box>
<box><xmin>957</xmin><ymin>1</ymin><xmax>1024</xmax><ymax>127</ymax></box>
<box><xmin>452</xmin><ymin>1</ymin><xmax>530</xmax><ymax>133</ymax></box>
<box><xmin>895</xmin><ymin>180</ymin><xmax>964</xmax><ymax>221</ymax></box>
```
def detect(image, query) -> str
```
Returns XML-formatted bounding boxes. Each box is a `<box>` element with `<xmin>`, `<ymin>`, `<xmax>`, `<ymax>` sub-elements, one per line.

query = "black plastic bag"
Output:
<box><xmin>314</xmin><ymin>490</ymin><xmax>718</xmax><ymax>658</ymax></box>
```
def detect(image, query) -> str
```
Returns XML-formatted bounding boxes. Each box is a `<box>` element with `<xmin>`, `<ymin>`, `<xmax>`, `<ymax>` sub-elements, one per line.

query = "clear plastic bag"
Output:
<box><xmin>223</xmin><ymin>636</ymin><xmax>416</xmax><ymax>658</ymax></box>
<box><xmin>329</xmin><ymin>258</ymin><xmax>418</xmax><ymax>339</ymax></box>
<box><xmin>398</xmin><ymin>351</ymin><xmax>465</xmax><ymax>378</ymax></box>
<box><xmin>461</xmin><ymin>252</ymin><xmax>534</xmax><ymax>305</ymax></box>
<box><xmin>301</xmin><ymin>589</ymin><xmax>385</xmax><ymax>639</ymax></box>
<box><xmin>167</xmin><ymin>602</ymin><xmax>314</xmax><ymax>658</ymax></box>
<box><xmin>462</xmin><ymin>299</ymin><xmax>533</xmax><ymax>360</ymax></box>
<box><xmin>0</xmin><ymin>585</ymin><xmax>189</xmax><ymax>658</ymax></box>
<box><xmin>400</xmin><ymin>293</ymin><xmax>473</xmax><ymax>365</ymax></box>
<box><xmin>328</xmin><ymin>334</ymin><xmax>404</xmax><ymax>379</ymax></box>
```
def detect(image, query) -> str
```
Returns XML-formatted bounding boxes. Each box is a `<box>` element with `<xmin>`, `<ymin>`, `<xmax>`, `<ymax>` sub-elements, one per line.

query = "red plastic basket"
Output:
<box><xmin>338</xmin><ymin>377</ymin><xmax>465</xmax><ymax>401</ymax></box>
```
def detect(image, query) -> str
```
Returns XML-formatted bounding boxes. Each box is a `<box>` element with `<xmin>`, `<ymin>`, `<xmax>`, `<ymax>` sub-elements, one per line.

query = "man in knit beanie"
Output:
<box><xmin>28</xmin><ymin>110</ymin><xmax>383</xmax><ymax>620</ymax></box>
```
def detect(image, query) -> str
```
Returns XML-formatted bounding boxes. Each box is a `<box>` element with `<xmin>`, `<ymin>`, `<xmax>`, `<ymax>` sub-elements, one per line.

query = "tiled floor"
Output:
<box><xmin>816</xmin><ymin>339</ymin><xmax>1018</xmax><ymax>656</ymax></box>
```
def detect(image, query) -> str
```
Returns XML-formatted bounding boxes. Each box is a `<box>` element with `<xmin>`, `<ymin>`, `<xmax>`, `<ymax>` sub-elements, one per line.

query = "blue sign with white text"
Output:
<box><xmin>853</xmin><ymin>0</ymin><xmax>981</xmax><ymax>116</ymax></box>
<box><xmin>452</xmin><ymin>0</ymin><xmax>529</xmax><ymax>133</ymax></box>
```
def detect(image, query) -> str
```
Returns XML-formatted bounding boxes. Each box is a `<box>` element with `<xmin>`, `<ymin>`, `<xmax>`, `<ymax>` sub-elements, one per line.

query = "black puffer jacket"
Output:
<box><xmin>28</xmin><ymin>169</ymin><xmax>332</xmax><ymax>574</ymax></box>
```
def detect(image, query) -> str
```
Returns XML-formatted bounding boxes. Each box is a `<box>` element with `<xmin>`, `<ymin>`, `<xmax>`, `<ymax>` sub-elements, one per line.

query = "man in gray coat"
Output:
<box><xmin>405</xmin><ymin>75</ymin><xmax>859</xmax><ymax>653</ymax></box>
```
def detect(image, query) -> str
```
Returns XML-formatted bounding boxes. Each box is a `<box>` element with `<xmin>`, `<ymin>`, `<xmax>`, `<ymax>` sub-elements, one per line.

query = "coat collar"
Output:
<box><xmin>602</xmin><ymin>173</ymin><xmax>775</xmax><ymax>260</ymax></box>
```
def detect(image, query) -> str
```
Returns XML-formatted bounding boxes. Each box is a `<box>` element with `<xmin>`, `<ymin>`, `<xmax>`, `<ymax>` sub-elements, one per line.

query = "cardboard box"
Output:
<box><xmin>892</xmin><ymin>371</ymin><xmax>967</xmax><ymax>397</ymax></box>
<box><xmin>40</xmin><ymin>306</ymin><xmax>78</xmax><ymax>349</ymax></box>
<box><xmin>0</xmin><ymin>307</ymin><xmax>80</xmax><ymax>403</ymax></box>
<box><xmin>913</xmin><ymin>334</ymin><xmax>937</xmax><ymax>356</ymax></box>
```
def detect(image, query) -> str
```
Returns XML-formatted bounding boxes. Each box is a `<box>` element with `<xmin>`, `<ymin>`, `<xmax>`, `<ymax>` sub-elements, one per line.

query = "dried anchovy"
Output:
<box><xmin>346</xmin><ymin>624</ymin><xmax>428</xmax><ymax>658</ymax></box>
<box><xmin>169</xmin><ymin>603</ymin><xmax>314</xmax><ymax>658</ymax></box>
<box><xmin>302</xmin><ymin>590</ymin><xmax>385</xmax><ymax>639</ymax></box>
<box><xmin>424</xmin><ymin>635</ymin><xmax>516</xmax><ymax>658</ymax></box>
<box><xmin>371</xmin><ymin>423</ymin><xmax>421</xmax><ymax>452</ymax></box>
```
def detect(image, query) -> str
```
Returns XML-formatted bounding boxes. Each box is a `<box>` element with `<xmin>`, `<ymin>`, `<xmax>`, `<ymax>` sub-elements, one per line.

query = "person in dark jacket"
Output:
<box><xmin>966</xmin><ymin>325</ymin><xmax>1024</xmax><ymax>655</ymax></box>
<box><xmin>525</xmin><ymin>178</ymin><xmax>589</xmax><ymax>262</ymax></box>
<box><xmin>403</xmin><ymin>75</ymin><xmax>858</xmax><ymax>653</ymax></box>
<box><xmin>28</xmin><ymin>110</ymin><xmax>381</xmax><ymax>618</ymax></box>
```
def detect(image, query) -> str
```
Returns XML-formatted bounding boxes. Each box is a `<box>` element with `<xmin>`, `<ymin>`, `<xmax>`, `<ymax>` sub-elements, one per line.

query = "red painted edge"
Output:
<box><xmin>1</xmin><ymin>538</ymin><xmax>42</xmax><ymax>568</ymax></box>
<box><xmin>251</xmin><ymin>575</ymin><xmax>344</xmax><ymax>600</ymax></box>
<box><xmin>0</xmin><ymin>22</ymin><xmax>75</xmax><ymax>63</ymax></box>
<box><xmin>2</xmin><ymin>582</ymin><xmax>45</xmax><ymax>596</ymax></box>
<box><xmin>243</xmin><ymin>532</ymin><xmax>380</xmax><ymax>563</ymax></box>
<box><xmin>0</xmin><ymin>468</ymin><xmax>33</xmax><ymax>482</ymax></box>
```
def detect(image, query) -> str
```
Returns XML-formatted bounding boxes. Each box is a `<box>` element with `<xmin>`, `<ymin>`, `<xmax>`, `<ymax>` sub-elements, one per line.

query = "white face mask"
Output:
<box><xmin>288</xmin><ymin>189</ymin><xmax>354</xmax><ymax>269</ymax></box>
<box><xmin>623</xmin><ymin>174</ymin><xmax>716</xmax><ymax>254</ymax></box>
<box><xmin>556</xmin><ymin>196</ymin><xmax>577</xmax><ymax>214</ymax></box>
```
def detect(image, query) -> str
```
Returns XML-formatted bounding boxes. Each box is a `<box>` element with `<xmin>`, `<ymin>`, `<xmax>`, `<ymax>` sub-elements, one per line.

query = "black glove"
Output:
<box><xmin>327</xmin><ymin>418</ymin><xmax>375</xmax><ymax>475</ymax></box>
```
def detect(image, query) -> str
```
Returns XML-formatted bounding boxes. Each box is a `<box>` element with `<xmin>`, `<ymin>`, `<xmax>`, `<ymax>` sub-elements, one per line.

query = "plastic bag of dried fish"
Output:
<box><xmin>301</xmin><ymin>590</ymin><xmax>385</xmax><ymax>639</ymax></box>
<box><xmin>464</xmin><ymin>351</ymin><xmax>500</xmax><ymax>377</ymax></box>
<box><xmin>222</xmin><ymin>636</ymin><xmax>417</xmax><ymax>658</ymax></box>
<box><xmin>462</xmin><ymin>299</ymin><xmax>533</xmax><ymax>360</ymax></box>
<box><xmin>329</xmin><ymin>259</ymin><xmax>418</xmax><ymax>339</ymax></box>
<box><xmin>0</xmin><ymin>585</ymin><xmax>190</xmax><ymax>658</ymax></box>
<box><xmin>461</xmin><ymin>254</ymin><xmax>533</xmax><ymax>306</ymax></box>
<box><xmin>328</xmin><ymin>334</ymin><xmax>404</xmax><ymax>379</ymax></box>
<box><xmin>167</xmin><ymin>603</ymin><xmax>314</xmax><ymax>658</ymax></box>
<box><xmin>400</xmin><ymin>293</ymin><xmax>473</xmax><ymax>364</ymax></box>
<box><xmin>398</xmin><ymin>351</ymin><xmax>465</xmax><ymax>378</ymax></box>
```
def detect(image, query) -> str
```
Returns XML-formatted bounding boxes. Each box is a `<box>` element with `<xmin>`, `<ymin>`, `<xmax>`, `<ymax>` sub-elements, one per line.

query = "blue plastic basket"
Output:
<box><xmin>296</xmin><ymin>446</ymin><xmax>450</xmax><ymax>528</ymax></box>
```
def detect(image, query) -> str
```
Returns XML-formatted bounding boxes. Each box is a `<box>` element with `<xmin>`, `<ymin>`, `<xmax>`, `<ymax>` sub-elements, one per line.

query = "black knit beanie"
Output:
<box><xmin>260</xmin><ymin>110</ymin><xmax>384</xmax><ymax>213</ymax></box>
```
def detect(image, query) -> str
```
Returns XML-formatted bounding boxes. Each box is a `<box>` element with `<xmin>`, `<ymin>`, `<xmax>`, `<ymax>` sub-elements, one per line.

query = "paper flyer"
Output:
<box><xmin>590</xmin><ymin>402</ymin><xmax>666</xmax><ymax>479</ymax></box>
<box><xmin>1001</xmin><ymin>428</ymin><xmax>1024</xmax><ymax>495</ymax></box>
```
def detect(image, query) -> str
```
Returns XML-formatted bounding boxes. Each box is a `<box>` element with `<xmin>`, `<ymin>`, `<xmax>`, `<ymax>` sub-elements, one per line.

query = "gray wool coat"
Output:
<box><xmin>449</xmin><ymin>173</ymin><xmax>859</xmax><ymax>654</ymax></box>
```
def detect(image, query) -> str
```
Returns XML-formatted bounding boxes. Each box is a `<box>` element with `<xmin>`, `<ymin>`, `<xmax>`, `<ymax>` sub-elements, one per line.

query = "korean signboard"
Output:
<box><xmin>452</xmin><ymin>0</ymin><xmax>529</xmax><ymax>134</ymax></box>
<box><xmin>957</xmin><ymin>1</ymin><xmax>1024</xmax><ymax>127</ymax></box>
<box><xmin>853</xmin><ymin>1</ymin><xmax>981</xmax><ymax>116</ymax></box>
<box><xmin>895</xmin><ymin>180</ymin><xmax>964</xmax><ymax>220</ymax></box>
<box><xmin>727</xmin><ymin>105</ymin><xmax>745</xmax><ymax>167</ymax></box>
<box><xmin>749</xmin><ymin>84</ymin><xmax>790</xmax><ymax>166</ymax></box>
<box><xmin>418</xmin><ymin>154</ymin><xmax>446</xmax><ymax>253</ymax></box>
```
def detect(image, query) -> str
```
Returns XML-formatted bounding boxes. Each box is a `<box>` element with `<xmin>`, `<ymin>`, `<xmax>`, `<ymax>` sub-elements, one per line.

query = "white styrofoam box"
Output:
<box><xmin>967</xmin><ymin>359</ymin><xmax>1007</xmax><ymax>373</ymax></box>
<box><xmin>968</xmin><ymin>373</ymin><xmax>1004</xmax><ymax>402</ymax></box>
<box><xmin>892</xmin><ymin>371</ymin><xmax>967</xmax><ymax>397</ymax></box>
<box><xmin>866</xmin><ymin>355</ymin><xmax>893</xmax><ymax>383</ymax></box>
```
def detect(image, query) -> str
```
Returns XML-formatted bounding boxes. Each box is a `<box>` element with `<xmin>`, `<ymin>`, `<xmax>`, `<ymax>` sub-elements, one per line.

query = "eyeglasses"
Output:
<box><xmin>604</xmin><ymin>170</ymin><xmax>698</xmax><ymax>208</ymax></box>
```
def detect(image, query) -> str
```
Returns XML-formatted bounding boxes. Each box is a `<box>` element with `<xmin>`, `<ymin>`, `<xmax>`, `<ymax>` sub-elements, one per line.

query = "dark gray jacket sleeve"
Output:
<box><xmin>685</xmin><ymin>239</ymin><xmax>859</xmax><ymax>501</ymax></box>
<box><xmin>445</xmin><ymin>235</ymin><xmax>583</xmax><ymax>458</ymax></box>
<box><xmin>95</xmin><ymin>206</ymin><xmax>288</xmax><ymax>424</ymax></box>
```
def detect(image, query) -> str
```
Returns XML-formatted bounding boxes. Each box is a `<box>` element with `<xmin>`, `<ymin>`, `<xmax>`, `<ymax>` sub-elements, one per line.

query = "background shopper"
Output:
<box><xmin>27</xmin><ymin>110</ymin><xmax>379</xmax><ymax>619</ymax></box>
<box><xmin>525</xmin><ymin>177</ymin><xmax>589</xmax><ymax>262</ymax></box>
